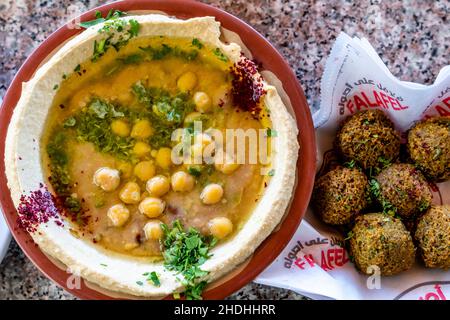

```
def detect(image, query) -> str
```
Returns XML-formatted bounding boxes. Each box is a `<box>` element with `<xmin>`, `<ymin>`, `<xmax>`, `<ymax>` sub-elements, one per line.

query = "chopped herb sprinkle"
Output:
<box><xmin>161</xmin><ymin>220</ymin><xmax>217</xmax><ymax>300</ymax></box>
<box><xmin>212</xmin><ymin>48</ymin><xmax>228</xmax><ymax>62</ymax></box>
<box><xmin>191</xmin><ymin>38</ymin><xmax>203</xmax><ymax>49</ymax></box>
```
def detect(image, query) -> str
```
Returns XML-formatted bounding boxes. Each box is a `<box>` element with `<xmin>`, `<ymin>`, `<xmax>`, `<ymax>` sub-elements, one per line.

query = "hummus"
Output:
<box><xmin>5</xmin><ymin>14</ymin><xmax>299</xmax><ymax>298</ymax></box>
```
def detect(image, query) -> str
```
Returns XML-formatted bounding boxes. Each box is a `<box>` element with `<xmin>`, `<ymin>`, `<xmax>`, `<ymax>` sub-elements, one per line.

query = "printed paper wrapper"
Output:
<box><xmin>255</xmin><ymin>33</ymin><xmax>450</xmax><ymax>300</ymax></box>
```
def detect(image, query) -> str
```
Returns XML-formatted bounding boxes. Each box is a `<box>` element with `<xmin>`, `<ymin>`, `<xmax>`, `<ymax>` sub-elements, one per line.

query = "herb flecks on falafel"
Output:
<box><xmin>335</xmin><ymin>110</ymin><xmax>400</xmax><ymax>171</ymax></box>
<box><xmin>415</xmin><ymin>205</ymin><xmax>450</xmax><ymax>269</ymax></box>
<box><xmin>349</xmin><ymin>213</ymin><xmax>415</xmax><ymax>276</ymax></box>
<box><xmin>407</xmin><ymin>116</ymin><xmax>450</xmax><ymax>182</ymax></box>
<box><xmin>375</xmin><ymin>163</ymin><xmax>432</xmax><ymax>219</ymax></box>
<box><xmin>313</xmin><ymin>167</ymin><xmax>369</xmax><ymax>225</ymax></box>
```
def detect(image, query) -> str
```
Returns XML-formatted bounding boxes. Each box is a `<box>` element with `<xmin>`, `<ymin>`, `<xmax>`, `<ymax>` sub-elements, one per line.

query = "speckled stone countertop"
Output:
<box><xmin>0</xmin><ymin>0</ymin><xmax>448</xmax><ymax>300</ymax></box>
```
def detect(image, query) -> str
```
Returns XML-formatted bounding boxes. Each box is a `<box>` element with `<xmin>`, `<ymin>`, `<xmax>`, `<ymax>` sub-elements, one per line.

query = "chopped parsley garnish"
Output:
<box><xmin>433</xmin><ymin>147</ymin><xmax>442</xmax><ymax>160</ymax></box>
<box><xmin>118</xmin><ymin>53</ymin><xmax>143</xmax><ymax>65</ymax></box>
<box><xmin>46</xmin><ymin>130</ymin><xmax>83</xmax><ymax>221</ymax></box>
<box><xmin>74</xmin><ymin>64</ymin><xmax>81</xmax><ymax>72</ymax></box>
<box><xmin>344</xmin><ymin>231</ymin><xmax>354</xmax><ymax>241</ymax></box>
<box><xmin>79</xmin><ymin>9</ymin><xmax>140</xmax><ymax>62</ymax></box>
<box><xmin>191</xmin><ymin>38</ymin><xmax>203</xmax><ymax>49</ymax></box>
<box><xmin>377</xmin><ymin>156</ymin><xmax>391</xmax><ymax>169</ymax></box>
<box><xmin>63</xmin><ymin>117</ymin><xmax>76</xmax><ymax>128</ymax></box>
<box><xmin>369</xmin><ymin>179</ymin><xmax>397</xmax><ymax>216</ymax></box>
<box><xmin>212</xmin><ymin>48</ymin><xmax>228</xmax><ymax>62</ymax></box>
<box><xmin>418</xmin><ymin>199</ymin><xmax>430</xmax><ymax>212</ymax></box>
<box><xmin>161</xmin><ymin>220</ymin><xmax>217</xmax><ymax>300</ymax></box>
<box><xmin>131</xmin><ymin>82</ymin><xmax>195</xmax><ymax>148</ymax></box>
<box><xmin>267</xmin><ymin>169</ymin><xmax>275</xmax><ymax>176</ymax></box>
<box><xmin>53</xmin><ymin>84</ymin><xmax>59</xmax><ymax>90</ymax></box>
<box><xmin>266</xmin><ymin>128</ymin><xmax>277</xmax><ymax>137</ymax></box>
<box><xmin>143</xmin><ymin>271</ymin><xmax>161</xmax><ymax>287</ymax></box>
<box><xmin>46</xmin><ymin>131</ymin><xmax>70</xmax><ymax>194</ymax></box>
<box><xmin>344</xmin><ymin>159</ymin><xmax>356</xmax><ymax>169</ymax></box>
<box><xmin>136</xmin><ymin>281</ymin><xmax>144</xmax><ymax>286</ymax></box>
<box><xmin>100</xmin><ymin>263</ymin><xmax>108</xmax><ymax>267</ymax></box>
<box><xmin>187</xmin><ymin>166</ymin><xmax>202</xmax><ymax>177</ymax></box>
<box><xmin>72</xmin><ymin>99</ymin><xmax>134</xmax><ymax>160</ymax></box>
<box><xmin>173</xmin><ymin>292</ymin><xmax>181</xmax><ymax>300</ymax></box>
<box><xmin>139</xmin><ymin>44</ymin><xmax>199</xmax><ymax>61</ymax></box>
<box><xmin>79</xmin><ymin>10</ymin><xmax>124</xmax><ymax>28</ymax></box>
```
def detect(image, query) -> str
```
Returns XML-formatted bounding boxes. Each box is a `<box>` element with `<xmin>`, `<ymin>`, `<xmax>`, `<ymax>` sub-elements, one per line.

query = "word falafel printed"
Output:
<box><xmin>429</xmin><ymin>95</ymin><xmax>450</xmax><ymax>117</ymax></box>
<box><xmin>338</xmin><ymin>79</ymin><xmax>409</xmax><ymax>115</ymax></box>
<box><xmin>283</xmin><ymin>237</ymin><xmax>350</xmax><ymax>271</ymax></box>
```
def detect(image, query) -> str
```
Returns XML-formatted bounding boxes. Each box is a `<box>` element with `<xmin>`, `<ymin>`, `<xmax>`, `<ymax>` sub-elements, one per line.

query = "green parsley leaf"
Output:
<box><xmin>187</xmin><ymin>166</ymin><xmax>202</xmax><ymax>177</ymax></box>
<box><xmin>266</xmin><ymin>128</ymin><xmax>277</xmax><ymax>137</ymax></box>
<box><xmin>118</xmin><ymin>53</ymin><xmax>143</xmax><ymax>65</ymax></box>
<box><xmin>79</xmin><ymin>9</ymin><xmax>126</xmax><ymax>28</ymax></box>
<box><xmin>344</xmin><ymin>159</ymin><xmax>356</xmax><ymax>169</ymax></box>
<box><xmin>79</xmin><ymin>18</ymin><xmax>105</xmax><ymax>28</ymax></box>
<box><xmin>192</xmin><ymin>38</ymin><xmax>203</xmax><ymax>49</ymax></box>
<box><xmin>63</xmin><ymin>117</ymin><xmax>76</xmax><ymax>128</ymax></box>
<box><xmin>128</xmin><ymin>19</ymin><xmax>140</xmax><ymax>37</ymax></box>
<box><xmin>148</xmin><ymin>271</ymin><xmax>160</xmax><ymax>287</ymax></box>
<box><xmin>212</xmin><ymin>48</ymin><xmax>228</xmax><ymax>62</ymax></box>
<box><xmin>344</xmin><ymin>231</ymin><xmax>354</xmax><ymax>241</ymax></box>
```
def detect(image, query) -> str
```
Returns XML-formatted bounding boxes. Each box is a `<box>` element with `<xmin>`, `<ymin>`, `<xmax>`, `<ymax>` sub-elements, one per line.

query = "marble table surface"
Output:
<box><xmin>0</xmin><ymin>0</ymin><xmax>448</xmax><ymax>300</ymax></box>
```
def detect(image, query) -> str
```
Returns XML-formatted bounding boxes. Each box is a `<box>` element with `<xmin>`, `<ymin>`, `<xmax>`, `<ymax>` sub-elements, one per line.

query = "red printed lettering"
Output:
<box><xmin>418</xmin><ymin>284</ymin><xmax>447</xmax><ymax>300</ymax></box>
<box><xmin>294</xmin><ymin>254</ymin><xmax>315</xmax><ymax>270</ymax></box>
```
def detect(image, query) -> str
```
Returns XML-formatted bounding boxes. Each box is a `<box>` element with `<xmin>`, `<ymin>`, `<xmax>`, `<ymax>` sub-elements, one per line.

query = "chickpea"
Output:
<box><xmin>93</xmin><ymin>167</ymin><xmax>120</xmax><ymax>192</ymax></box>
<box><xmin>134</xmin><ymin>161</ymin><xmax>156</xmax><ymax>181</ymax></box>
<box><xmin>171</xmin><ymin>171</ymin><xmax>195</xmax><ymax>192</ymax></box>
<box><xmin>117</xmin><ymin>162</ymin><xmax>133</xmax><ymax>179</ymax></box>
<box><xmin>209</xmin><ymin>217</ymin><xmax>233</xmax><ymax>239</ymax></box>
<box><xmin>177</xmin><ymin>71</ymin><xmax>197</xmax><ymax>92</ymax></box>
<box><xmin>193</xmin><ymin>91</ymin><xmax>212</xmax><ymax>113</ymax></box>
<box><xmin>156</xmin><ymin>147</ymin><xmax>173</xmax><ymax>170</ymax></box>
<box><xmin>215</xmin><ymin>153</ymin><xmax>240</xmax><ymax>175</ymax></box>
<box><xmin>143</xmin><ymin>220</ymin><xmax>164</xmax><ymax>240</ymax></box>
<box><xmin>146</xmin><ymin>175</ymin><xmax>170</xmax><ymax>197</ymax></box>
<box><xmin>131</xmin><ymin>119</ymin><xmax>154</xmax><ymax>139</ymax></box>
<box><xmin>200</xmin><ymin>183</ymin><xmax>224</xmax><ymax>205</ymax></box>
<box><xmin>184</xmin><ymin>112</ymin><xmax>202</xmax><ymax>126</ymax></box>
<box><xmin>138</xmin><ymin>197</ymin><xmax>165</xmax><ymax>218</ymax></box>
<box><xmin>133</xmin><ymin>141</ymin><xmax>151</xmax><ymax>158</ymax></box>
<box><xmin>107</xmin><ymin>204</ymin><xmax>130</xmax><ymax>227</ymax></box>
<box><xmin>111</xmin><ymin>119</ymin><xmax>130</xmax><ymax>137</ymax></box>
<box><xmin>119</xmin><ymin>181</ymin><xmax>141</xmax><ymax>204</ymax></box>
<box><xmin>194</xmin><ymin>133</ymin><xmax>213</xmax><ymax>147</ymax></box>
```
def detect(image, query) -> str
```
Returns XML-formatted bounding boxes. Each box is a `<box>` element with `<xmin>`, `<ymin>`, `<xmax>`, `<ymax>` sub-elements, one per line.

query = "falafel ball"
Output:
<box><xmin>375</xmin><ymin>163</ymin><xmax>432</xmax><ymax>219</ymax></box>
<box><xmin>407</xmin><ymin>116</ymin><xmax>450</xmax><ymax>182</ymax></box>
<box><xmin>415</xmin><ymin>205</ymin><xmax>450</xmax><ymax>269</ymax></box>
<box><xmin>312</xmin><ymin>167</ymin><xmax>369</xmax><ymax>225</ymax></box>
<box><xmin>349</xmin><ymin>213</ymin><xmax>415</xmax><ymax>275</ymax></box>
<box><xmin>335</xmin><ymin>110</ymin><xmax>401</xmax><ymax>170</ymax></box>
